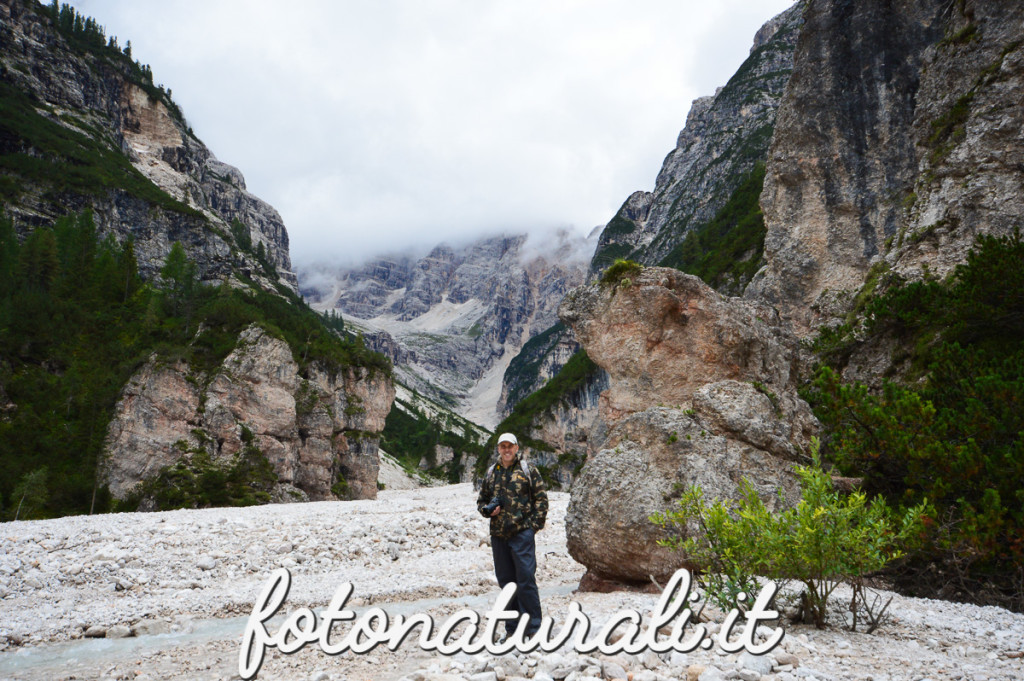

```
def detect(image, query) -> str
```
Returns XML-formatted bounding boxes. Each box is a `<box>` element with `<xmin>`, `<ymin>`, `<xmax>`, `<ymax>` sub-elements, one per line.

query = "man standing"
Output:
<box><xmin>478</xmin><ymin>432</ymin><xmax>548</xmax><ymax>638</ymax></box>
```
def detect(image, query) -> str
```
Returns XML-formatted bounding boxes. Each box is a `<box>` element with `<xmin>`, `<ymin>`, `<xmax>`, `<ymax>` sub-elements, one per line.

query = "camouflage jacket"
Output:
<box><xmin>477</xmin><ymin>456</ymin><xmax>548</xmax><ymax>539</ymax></box>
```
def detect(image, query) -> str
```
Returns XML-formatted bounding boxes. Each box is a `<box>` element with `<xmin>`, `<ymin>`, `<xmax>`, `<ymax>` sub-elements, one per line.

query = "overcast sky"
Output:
<box><xmin>74</xmin><ymin>0</ymin><xmax>795</xmax><ymax>269</ymax></box>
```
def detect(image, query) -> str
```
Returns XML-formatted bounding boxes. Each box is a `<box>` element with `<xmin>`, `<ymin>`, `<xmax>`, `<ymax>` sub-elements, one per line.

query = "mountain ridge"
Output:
<box><xmin>301</xmin><ymin>227</ymin><xmax>597</xmax><ymax>429</ymax></box>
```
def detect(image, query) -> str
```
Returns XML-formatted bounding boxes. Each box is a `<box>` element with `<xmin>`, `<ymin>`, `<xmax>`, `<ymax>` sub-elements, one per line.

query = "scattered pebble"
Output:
<box><xmin>0</xmin><ymin>484</ymin><xmax>1021</xmax><ymax>681</ymax></box>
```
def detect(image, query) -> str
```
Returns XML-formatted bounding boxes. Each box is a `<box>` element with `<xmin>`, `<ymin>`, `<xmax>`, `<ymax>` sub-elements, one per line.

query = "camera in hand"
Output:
<box><xmin>482</xmin><ymin>497</ymin><xmax>502</xmax><ymax>515</ymax></box>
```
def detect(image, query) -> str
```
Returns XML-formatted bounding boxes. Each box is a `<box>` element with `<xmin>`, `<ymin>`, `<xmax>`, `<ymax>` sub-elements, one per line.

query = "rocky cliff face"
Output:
<box><xmin>103</xmin><ymin>325</ymin><xmax>395</xmax><ymax>502</ymax></box>
<box><xmin>748</xmin><ymin>0</ymin><xmax>1024</xmax><ymax>335</ymax></box>
<box><xmin>302</xmin><ymin>229</ymin><xmax>596</xmax><ymax>428</ymax></box>
<box><xmin>0</xmin><ymin>1</ymin><xmax>400</xmax><ymax>510</ymax></box>
<box><xmin>524</xmin><ymin>367</ymin><xmax>609</xmax><ymax>489</ymax></box>
<box><xmin>558</xmin><ymin>267</ymin><xmax>816</xmax><ymax>583</ymax></box>
<box><xmin>590</xmin><ymin>3</ymin><xmax>802</xmax><ymax>274</ymax></box>
<box><xmin>0</xmin><ymin>0</ymin><xmax>296</xmax><ymax>292</ymax></box>
<box><xmin>497</xmin><ymin>322</ymin><xmax>578</xmax><ymax>417</ymax></box>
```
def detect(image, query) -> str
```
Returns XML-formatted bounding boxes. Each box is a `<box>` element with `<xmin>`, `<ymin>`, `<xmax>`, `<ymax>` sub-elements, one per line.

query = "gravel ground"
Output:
<box><xmin>0</xmin><ymin>483</ymin><xmax>1022</xmax><ymax>681</ymax></box>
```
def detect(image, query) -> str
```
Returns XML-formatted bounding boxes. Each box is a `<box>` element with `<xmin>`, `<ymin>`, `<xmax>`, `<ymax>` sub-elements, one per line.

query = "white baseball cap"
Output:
<box><xmin>497</xmin><ymin>433</ymin><xmax>518</xmax><ymax>446</ymax></box>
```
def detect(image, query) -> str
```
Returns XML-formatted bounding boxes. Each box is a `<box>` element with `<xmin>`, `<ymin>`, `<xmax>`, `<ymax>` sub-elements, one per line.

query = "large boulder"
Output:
<box><xmin>559</xmin><ymin>268</ymin><xmax>809</xmax><ymax>427</ymax></box>
<box><xmin>565</xmin><ymin>401</ymin><xmax>806</xmax><ymax>583</ymax></box>
<box><xmin>559</xmin><ymin>268</ymin><xmax>816</xmax><ymax>584</ymax></box>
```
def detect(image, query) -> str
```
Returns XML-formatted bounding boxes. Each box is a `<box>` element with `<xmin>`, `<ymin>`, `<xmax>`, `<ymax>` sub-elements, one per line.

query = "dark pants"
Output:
<box><xmin>491</xmin><ymin>528</ymin><xmax>541</xmax><ymax>635</ymax></box>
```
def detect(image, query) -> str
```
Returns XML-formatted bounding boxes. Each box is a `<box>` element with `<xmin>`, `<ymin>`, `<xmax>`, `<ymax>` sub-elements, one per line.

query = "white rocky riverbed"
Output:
<box><xmin>0</xmin><ymin>483</ymin><xmax>1022</xmax><ymax>681</ymax></box>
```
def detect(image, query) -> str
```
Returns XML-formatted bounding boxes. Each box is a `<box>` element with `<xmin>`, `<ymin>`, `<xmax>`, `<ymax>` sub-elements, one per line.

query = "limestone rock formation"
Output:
<box><xmin>559</xmin><ymin>267</ymin><xmax>815</xmax><ymax>583</ymax></box>
<box><xmin>748</xmin><ymin>0</ymin><xmax>1024</xmax><ymax>335</ymax></box>
<box><xmin>565</xmin><ymin>405</ymin><xmax>804</xmax><ymax>582</ymax></box>
<box><xmin>0</xmin><ymin>0</ymin><xmax>296</xmax><ymax>292</ymax></box>
<box><xmin>102</xmin><ymin>325</ymin><xmax>394</xmax><ymax>503</ymax></box>
<box><xmin>560</xmin><ymin>267</ymin><xmax>810</xmax><ymax>427</ymax></box>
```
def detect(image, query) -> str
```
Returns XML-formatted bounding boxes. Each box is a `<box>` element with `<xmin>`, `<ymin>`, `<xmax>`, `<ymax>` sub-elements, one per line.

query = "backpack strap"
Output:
<box><xmin>487</xmin><ymin>458</ymin><xmax>533</xmax><ymax>497</ymax></box>
<box><xmin>521</xmin><ymin>458</ymin><xmax>535</xmax><ymax>505</ymax></box>
<box><xmin>486</xmin><ymin>459</ymin><xmax>528</xmax><ymax>479</ymax></box>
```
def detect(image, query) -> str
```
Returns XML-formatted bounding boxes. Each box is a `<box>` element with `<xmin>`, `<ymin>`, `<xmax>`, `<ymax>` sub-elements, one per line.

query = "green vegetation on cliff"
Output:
<box><xmin>500</xmin><ymin>321</ymin><xmax>567</xmax><ymax>413</ymax></box>
<box><xmin>660</xmin><ymin>162</ymin><xmax>767</xmax><ymax>293</ymax></box>
<box><xmin>0</xmin><ymin>81</ymin><xmax>199</xmax><ymax>215</ymax></box>
<box><xmin>805</xmin><ymin>230</ymin><xmax>1024</xmax><ymax>610</ymax></box>
<box><xmin>380</xmin><ymin>396</ymin><xmax>487</xmax><ymax>483</ymax></box>
<box><xmin>123</xmin><ymin>428</ymin><xmax>279</xmax><ymax>511</ymax></box>
<box><xmin>1</xmin><ymin>2</ymin><xmax>199</xmax><ymax>212</ymax></box>
<box><xmin>0</xmin><ymin>211</ymin><xmax>388</xmax><ymax>519</ymax></box>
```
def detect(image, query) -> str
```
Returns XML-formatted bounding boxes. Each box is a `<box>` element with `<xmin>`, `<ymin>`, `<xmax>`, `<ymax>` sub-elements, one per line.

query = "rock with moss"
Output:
<box><xmin>102</xmin><ymin>324</ymin><xmax>395</xmax><ymax>506</ymax></box>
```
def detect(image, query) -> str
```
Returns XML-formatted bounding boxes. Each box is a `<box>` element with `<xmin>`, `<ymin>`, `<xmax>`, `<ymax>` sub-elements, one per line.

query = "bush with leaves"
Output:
<box><xmin>651</xmin><ymin>440</ymin><xmax>926</xmax><ymax>628</ymax></box>
<box><xmin>806</xmin><ymin>230</ymin><xmax>1024</xmax><ymax>608</ymax></box>
<box><xmin>131</xmin><ymin>434</ymin><xmax>278</xmax><ymax>511</ymax></box>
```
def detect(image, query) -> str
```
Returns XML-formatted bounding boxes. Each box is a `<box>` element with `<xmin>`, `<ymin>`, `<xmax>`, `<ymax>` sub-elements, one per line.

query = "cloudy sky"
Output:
<box><xmin>75</xmin><ymin>0</ymin><xmax>795</xmax><ymax>269</ymax></box>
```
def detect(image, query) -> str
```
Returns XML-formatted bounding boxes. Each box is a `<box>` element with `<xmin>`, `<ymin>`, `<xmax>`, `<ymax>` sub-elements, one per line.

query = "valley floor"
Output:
<box><xmin>0</xmin><ymin>485</ymin><xmax>1021</xmax><ymax>681</ymax></box>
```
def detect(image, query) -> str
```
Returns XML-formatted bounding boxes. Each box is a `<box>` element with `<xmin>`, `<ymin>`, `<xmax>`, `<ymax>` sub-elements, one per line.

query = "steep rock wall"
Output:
<box><xmin>590</xmin><ymin>4</ymin><xmax>802</xmax><ymax>272</ymax></box>
<box><xmin>102</xmin><ymin>325</ymin><xmax>394</xmax><ymax>503</ymax></box>
<box><xmin>524</xmin><ymin>367</ymin><xmax>610</xmax><ymax>489</ymax></box>
<box><xmin>0</xmin><ymin>0</ymin><xmax>296</xmax><ymax>291</ymax></box>
<box><xmin>748</xmin><ymin>0</ymin><xmax>1024</xmax><ymax>334</ymax></box>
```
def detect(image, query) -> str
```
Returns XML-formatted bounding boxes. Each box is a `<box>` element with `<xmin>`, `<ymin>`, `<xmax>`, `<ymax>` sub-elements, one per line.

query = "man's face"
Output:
<box><xmin>498</xmin><ymin>441</ymin><xmax>518</xmax><ymax>467</ymax></box>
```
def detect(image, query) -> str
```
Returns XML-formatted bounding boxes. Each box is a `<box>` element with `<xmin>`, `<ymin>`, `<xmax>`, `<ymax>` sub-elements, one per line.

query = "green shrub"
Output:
<box><xmin>135</xmin><ymin>438</ymin><xmax>277</xmax><ymax>511</ymax></box>
<box><xmin>806</xmin><ymin>357</ymin><xmax>1024</xmax><ymax>604</ymax></box>
<box><xmin>600</xmin><ymin>258</ymin><xmax>643</xmax><ymax>286</ymax></box>
<box><xmin>651</xmin><ymin>440</ymin><xmax>925</xmax><ymax>628</ymax></box>
<box><xmin>806</xmin><ymin>230</ymin><xmax>1024</xmax><ymax>609</ymax></box>
<box><xmin>659</xmin><ymin>163</ymin><xmax>767</xmax><ymax>293</ymax></box>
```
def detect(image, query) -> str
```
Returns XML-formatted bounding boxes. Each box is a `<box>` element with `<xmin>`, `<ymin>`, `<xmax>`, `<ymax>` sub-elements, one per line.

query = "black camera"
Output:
<box><xmin>482</xmin><ymin>497</ymin><xmax>502</xmax><ymax>515</ymax></box>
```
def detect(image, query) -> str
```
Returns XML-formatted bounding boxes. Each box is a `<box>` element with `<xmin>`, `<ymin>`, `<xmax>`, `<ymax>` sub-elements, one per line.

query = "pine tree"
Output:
<box><xmin>160</xmin><ymin>242</ymin><xmax>199</xmax><ymax>333</ymax></box>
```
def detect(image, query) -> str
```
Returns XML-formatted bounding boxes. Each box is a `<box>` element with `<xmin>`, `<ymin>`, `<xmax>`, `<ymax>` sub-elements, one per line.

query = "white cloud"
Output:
<box><xmin>74</xmin><ymin>0</ymin><xmax>795</xmax><ymax>267</ymax></box>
